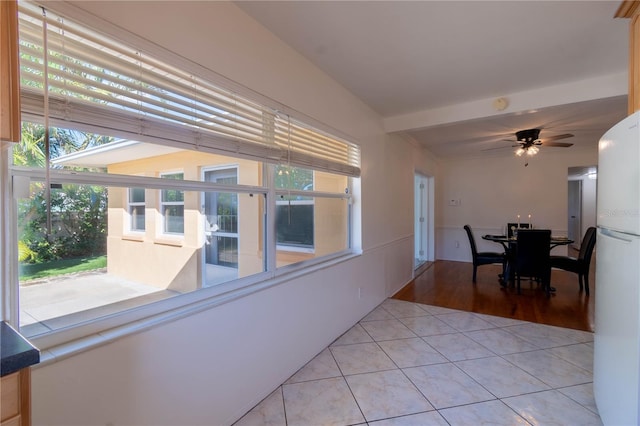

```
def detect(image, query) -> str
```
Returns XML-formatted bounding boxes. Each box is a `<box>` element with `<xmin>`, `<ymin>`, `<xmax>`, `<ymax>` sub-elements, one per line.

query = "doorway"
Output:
<box><xmin>567</xmin><ymin>166</ymin><xmax>597</xmax><ymax>251</ymax></box>
<box><xmin>414</xmin><ymin>173</ymin><xmax>433</xmax><ymax>271</ymax></box>
<box><xmin>568</xmin><ymin>179</ymin><xmax>582</xmax><ymax>249</ymax></box>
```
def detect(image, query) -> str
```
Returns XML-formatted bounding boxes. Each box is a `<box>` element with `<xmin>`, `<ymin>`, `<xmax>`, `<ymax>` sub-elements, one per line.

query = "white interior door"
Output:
<box><xmin>414</xmin><ymin>174</ymin><xmax>429</xmax><ymax>269</ymax></box>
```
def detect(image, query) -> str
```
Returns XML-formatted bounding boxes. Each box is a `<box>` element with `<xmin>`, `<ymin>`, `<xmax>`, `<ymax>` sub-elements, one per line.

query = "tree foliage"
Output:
<box><xmin>15</xmin><ymin>123</ymin><xmax>111</xmax><ymax>263</ymax></box>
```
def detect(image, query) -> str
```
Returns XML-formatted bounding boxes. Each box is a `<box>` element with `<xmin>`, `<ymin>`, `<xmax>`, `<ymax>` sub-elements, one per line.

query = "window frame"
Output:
<box><xmin>127</xmin><ymin>187</ymin><xmax>146</xmax><ymax>233</ymax></box>
<box><xmin>275</xmin><ymin>199</ymin><xmax>315</xmax><ymax>253</ymax></box>
<box><xmin>159</xmin><ymin>172</ymin><xmax>185</xmax><ymax>236</ymax></box>
<box><xmin>275</xmin><ymin>166</ymin><xmax>315</xmax><ymax>252</ymax></box>
<box><xmin>9</xmin><ymin>156</ymin><xmax>357</xmax><ymax>353</ymax></box>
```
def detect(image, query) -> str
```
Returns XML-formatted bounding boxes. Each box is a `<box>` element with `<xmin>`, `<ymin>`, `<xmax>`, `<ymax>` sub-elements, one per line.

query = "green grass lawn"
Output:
<box><xmin>19</xmin><ymin>255</ymin><xmax>107</xmax><ymax>281</ymax></box>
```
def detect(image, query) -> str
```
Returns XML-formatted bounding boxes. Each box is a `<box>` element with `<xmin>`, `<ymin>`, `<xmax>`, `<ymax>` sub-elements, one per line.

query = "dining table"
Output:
<box><xmin>482</xmin><ymin>232</ymin><xmax>574</xmax><ymax>288</ymax></box>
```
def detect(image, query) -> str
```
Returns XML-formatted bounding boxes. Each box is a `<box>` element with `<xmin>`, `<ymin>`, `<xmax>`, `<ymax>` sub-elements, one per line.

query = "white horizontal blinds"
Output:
<box><xmin>17</xmin><ymin>2</ymin><xmax>361</xmax><ymax>177</ymax></box>
<box><xmin>18</xmin><ymin>4</ymin><xmax>282</xmax><ymax>164</ymax></box>
<box><xmin>274</xmin><ymin>114</ymin><xmax>361</xmax><ymax>177</ymax></box>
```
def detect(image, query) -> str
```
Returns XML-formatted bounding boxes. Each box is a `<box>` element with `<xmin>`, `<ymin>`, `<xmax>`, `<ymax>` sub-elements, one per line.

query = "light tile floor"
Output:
<box><xmin>235</xmin><ymin>299</ymin><xmax>602</xmax><ymax>426</ymax></box>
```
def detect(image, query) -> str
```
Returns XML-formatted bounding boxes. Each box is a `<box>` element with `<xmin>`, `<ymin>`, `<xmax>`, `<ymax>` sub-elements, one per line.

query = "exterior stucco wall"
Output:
<box><xmin>106</xmin><ymin>150</ymin><xmax>349</xmax><ymax>289</ymax></box>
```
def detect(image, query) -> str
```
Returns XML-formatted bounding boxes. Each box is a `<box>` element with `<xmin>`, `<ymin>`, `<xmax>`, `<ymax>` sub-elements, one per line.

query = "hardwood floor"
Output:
<box><xmin>394</xmin><ymin>259</ymin><xmax>595</xmax><ymax>332</ymax></box>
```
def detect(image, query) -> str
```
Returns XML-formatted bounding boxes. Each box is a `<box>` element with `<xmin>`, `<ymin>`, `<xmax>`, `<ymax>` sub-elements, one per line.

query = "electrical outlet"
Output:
<box><xmin>358</xmin><ymin>287</ymin><xmax>362</xmax><ymax>299</ymax></box>
<box><xmin>455</xmin><ymin>240</ymin><xmax>460</xmax><ymax>248</ymax></box>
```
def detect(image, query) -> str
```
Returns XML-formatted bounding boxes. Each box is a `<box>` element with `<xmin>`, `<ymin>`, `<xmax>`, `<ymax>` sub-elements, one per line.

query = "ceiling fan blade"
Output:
<box><xmin>541</xmin><ymin>133</ymin><xmax>574</xmax><ymax>142</ymax></box>
<box><xmin>481</xmin><ymin>129</ymin><xmax>575</xmax><ymax>152</ymax></box>
<box><xmin>480</xmin><ymin>145</ymin><xmax>513</xmax><ymax>151</ymax></box>
<box><xmin>541</xmin><ymin>142</ymin><xmax>574</xmax><ymax>148</ymax></box>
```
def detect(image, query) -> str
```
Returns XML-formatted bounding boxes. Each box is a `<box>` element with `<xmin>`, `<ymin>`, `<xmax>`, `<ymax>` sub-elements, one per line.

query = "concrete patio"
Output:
<box><xmin>19</xmin><ymin>263</ymin><xmax>238</xmax><ymax>337</ymax></box>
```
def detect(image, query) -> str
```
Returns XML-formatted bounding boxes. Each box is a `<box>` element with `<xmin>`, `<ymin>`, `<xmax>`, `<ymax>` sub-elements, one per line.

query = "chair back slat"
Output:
<box><xmin>516</xmin><ymin>229</ymin><xmax>551</xmax><ymax>278</ymax></box>
<box><xmin>464</xmin><ymin>225</ymin><xmax>478</xmax><ymax>257</ymax></box>
<box><xmin>579</xmin><ymin>227</ymin><xmax>597</xmax><ymax>262</ymax></box>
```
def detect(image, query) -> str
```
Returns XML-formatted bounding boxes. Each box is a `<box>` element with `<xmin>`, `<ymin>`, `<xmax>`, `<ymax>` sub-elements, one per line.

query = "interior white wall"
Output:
<box><xmin>28</xmin><ymin>2</ymin><xmax>437</xmax><ymax>425</ymax></box>
<box><xmin>436</xmin><ymin>147</ymin><xmax>598</xmax><ymax>262</ymax></box>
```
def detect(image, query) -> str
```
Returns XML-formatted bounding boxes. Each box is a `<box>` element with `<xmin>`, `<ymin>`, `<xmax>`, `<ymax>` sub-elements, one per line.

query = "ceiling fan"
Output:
<box><xmin>509</xmin><ymin>128</ymin><xmax>574</xmax><ymax>157</ymax></box>
<box><xmin>480</xmin><ymin>128</ymin><xmax>575</xmax><ymax>166</ymax></box>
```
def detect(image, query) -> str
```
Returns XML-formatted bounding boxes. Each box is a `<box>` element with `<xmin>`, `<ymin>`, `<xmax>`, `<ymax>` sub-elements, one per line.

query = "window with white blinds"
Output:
<box><xmin>6</xmin><ymin>1</ymin><xmax>358</xmax><ymax>347</ymax></box>
<box><xmin>17</xmin><ymin>2</ymin><xmax>360</xmax><ymax>177</ymax></box>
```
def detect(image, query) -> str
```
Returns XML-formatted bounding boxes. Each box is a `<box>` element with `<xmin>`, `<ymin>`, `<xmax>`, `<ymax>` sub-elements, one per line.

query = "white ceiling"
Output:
<box><xmin>236</xmin><ymin>1</ymin><xmax>630</xmax><ymax>158</ymax></box>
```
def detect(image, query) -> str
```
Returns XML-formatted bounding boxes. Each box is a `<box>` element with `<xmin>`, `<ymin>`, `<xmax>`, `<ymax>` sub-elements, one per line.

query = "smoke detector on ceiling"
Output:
<box><xmin>492</xmin><ymin>97</ymin><xmax>508</xmax><ymax>111</ymax></box>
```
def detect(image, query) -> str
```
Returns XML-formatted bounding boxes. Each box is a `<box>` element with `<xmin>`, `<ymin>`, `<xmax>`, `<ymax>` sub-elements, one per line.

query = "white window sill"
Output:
<box><xmin>153</xmin><ymin>237</ymin><xmax>184</xmax><ymax>247</ymax></box>
<box><xmin>276</xmin><ymin>245</ymin><xmax>315</xmax><ymax>254</ymax></box>
<box><xmin>122</xmin><ymin>234</ymin><xmax>145</xmax><ymax>242</ymax></box>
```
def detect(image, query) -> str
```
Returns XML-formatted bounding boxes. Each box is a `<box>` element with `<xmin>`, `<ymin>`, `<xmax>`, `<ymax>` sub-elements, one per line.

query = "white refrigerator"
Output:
<box><xmin>594</xmin><ymin>110</ymin><xmax>640</xmax><ymax>426</ymax></box>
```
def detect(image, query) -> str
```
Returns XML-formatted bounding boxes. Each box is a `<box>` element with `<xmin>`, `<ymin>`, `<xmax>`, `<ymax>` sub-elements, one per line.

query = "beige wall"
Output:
<box><xmin>106</xmin><ymin>151</ymin><xmax>261</xmax><ymax>290</ymax></box>
<box><xmin>436</xmin><ymin>147</ymin><xmax>599</xmax><ymax>261</ymax></box>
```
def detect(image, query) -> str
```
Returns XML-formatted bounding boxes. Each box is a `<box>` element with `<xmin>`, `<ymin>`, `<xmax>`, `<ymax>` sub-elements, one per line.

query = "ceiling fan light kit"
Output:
<box><xmin>515</xmin><ymin>145</ymin><xmax>539</xmax><ymax>157</ymax></box>
<box><xmin>480</xmin><ymin>127</ymin><xmax>575</xmax><ymax>163</ymax></box>
<box><xmin>511</xmin><ymin>128</ymin><xmax>574</xmax><ymax>159</ymax></box>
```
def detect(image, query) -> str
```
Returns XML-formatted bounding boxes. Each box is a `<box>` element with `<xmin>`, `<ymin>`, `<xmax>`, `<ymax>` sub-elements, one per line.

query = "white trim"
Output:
<box><xmin>10</xmin><ymin>166</ymin><xmax>268</xmax><ymax>195</ymax></box>
<box><xmin>265</xmin><ymin>165</ymin><xmax>277</xmax><ymax>273</ymax></box>
<box><xmin>276</xmin><ymin>199</ymin><xmax>314</xmax><ymax>206</ymax></box>
<box><xmin>276</xmin><ymin>245</ymin><xmax>315</xmax><ymax>254</ymax></box>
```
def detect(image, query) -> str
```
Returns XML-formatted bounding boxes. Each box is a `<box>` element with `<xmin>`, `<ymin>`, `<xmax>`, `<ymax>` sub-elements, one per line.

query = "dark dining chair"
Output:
<box><xmin>550</xmin><ymin>226</ymin><xmax>597</xmax><ymax>295</ymax></box>
<box><xmin>463</xmin><ymin>225</ymin><xmax>506</xmax><ymax>283</ymax></box>
<box><xmin>514</xmin><ymin>229</ymin><xmax>552</xmax><ymax>295</ymax></box>
<box><xmin>507</xmin><ymin>222</ymin><xmax>530</xmax><ymax>238</ymax></box>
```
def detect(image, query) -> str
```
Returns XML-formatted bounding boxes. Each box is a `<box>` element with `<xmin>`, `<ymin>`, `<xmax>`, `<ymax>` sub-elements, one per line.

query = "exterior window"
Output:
<box><xmin>160</xmin><ymin>173</ymin><xmax>184</xmax><ymax>235</ymax></box>
<box><xmin>128</xmin><ymin>188</ymin><xmax>145</xmax><ymax>232</ymax></box>
<box><xmin>276</xmin><ymin>201</ymin><xmax>314</xmax><ymax>248</ymax></box>
<box><xmin>273</xmin><ymin>166</ymin><xmax>351</xmax><ymax>268</ymax></box>
<box><xmin>275</xmin><ymin>166</ymin><xmax>314</xmax><ymax>250</ymax></box>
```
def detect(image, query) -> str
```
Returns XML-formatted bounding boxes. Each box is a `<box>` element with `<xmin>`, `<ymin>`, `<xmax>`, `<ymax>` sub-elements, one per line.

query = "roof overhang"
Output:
<box><xmin>52</xmin><ymin>140</ymin><xmax>183</xmax><ymax>168</ymax></box>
